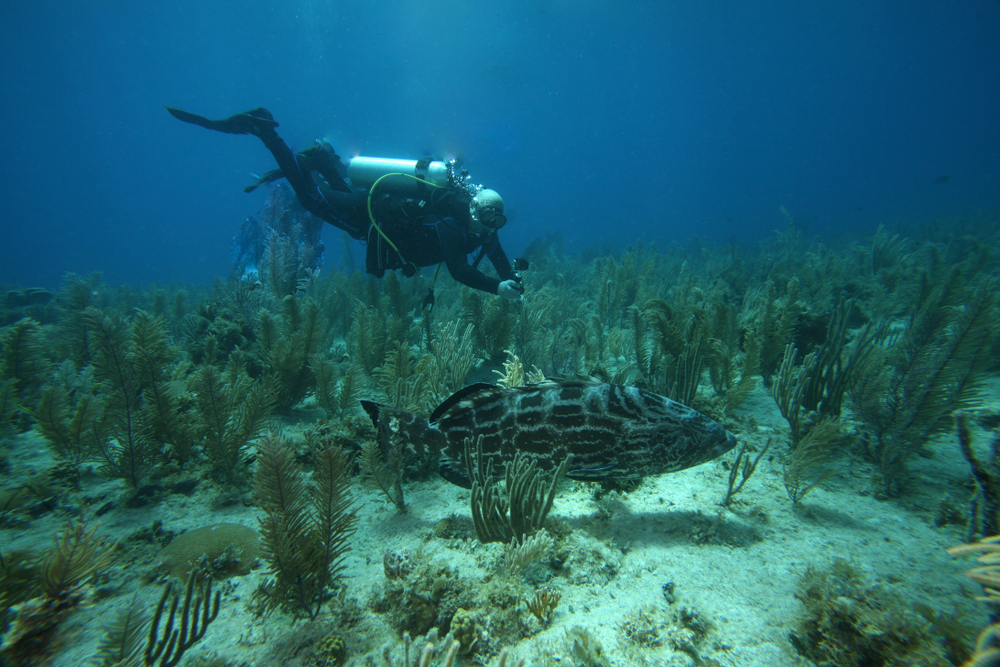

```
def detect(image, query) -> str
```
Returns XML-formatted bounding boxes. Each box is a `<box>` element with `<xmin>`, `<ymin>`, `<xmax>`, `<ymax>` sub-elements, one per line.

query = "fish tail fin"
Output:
<box><xmin>360</xmin><ymin>399</ymin><xmax>382</xmax><ymax>428</ymax></box>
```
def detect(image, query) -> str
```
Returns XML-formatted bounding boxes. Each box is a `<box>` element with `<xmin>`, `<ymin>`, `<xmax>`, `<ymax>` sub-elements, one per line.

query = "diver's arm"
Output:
<box><xmin>438</xmin><ymin>222</ymin><xmax>502</xmax><ymax>294</ymax></box>
<box><xmin>488</xmin><ymin>239</ymin><xmax>523</xmax><ymax>300</ymax></box>
<box><xmin>486</xmin><ymin>237</ymin><xmax>515</xmax><ymax>282</ymax></box>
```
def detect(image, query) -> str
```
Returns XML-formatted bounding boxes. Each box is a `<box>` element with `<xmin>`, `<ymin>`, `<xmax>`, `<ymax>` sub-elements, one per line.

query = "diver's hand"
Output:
<box><xmin>498</xmin><ymin>280</ymin><xmax>523</xmax><ymax>300</ymax></box>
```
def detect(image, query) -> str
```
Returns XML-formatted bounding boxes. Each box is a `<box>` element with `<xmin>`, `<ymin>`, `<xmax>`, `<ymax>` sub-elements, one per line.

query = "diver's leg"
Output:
<box><xmin>166</xmin><ymin>105</ymin><xmax>317</xmax><ymax>198</ymax></box>
<box><xmin>297</xmin><ymin>143</ymin><xmax>352</xmax><ymax>193</ymax></box>
<box><xmin>251</xmin><ymin>126</ymin><xmax>377</xmax><ymax>240</ymax></box>
<box><xmin>167</xmin><ymin>106</ymin><xmax>352</xmax><ymax>226</ymax></box>
<box><xmin>316</xmin><ymin>187</ymin><xmax>370</xmax><ymax>239</ymax></box>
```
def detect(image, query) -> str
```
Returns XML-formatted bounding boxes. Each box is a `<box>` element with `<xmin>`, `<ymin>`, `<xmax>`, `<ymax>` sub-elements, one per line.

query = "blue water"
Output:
<box><xmin>1</xmin><ymin>0</ymin><xmax>997</xmax><ymax>288</ymax></box>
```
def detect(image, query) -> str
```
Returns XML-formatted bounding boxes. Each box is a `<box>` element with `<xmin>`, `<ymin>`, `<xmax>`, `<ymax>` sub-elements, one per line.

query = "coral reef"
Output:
<box><xmin>233</xmin><ymin>181</ymin><xmax>324</xmax><ymax>297</ymax></box>
<box><xmin>790</xmin><ymin>559</ymin><xmax>970</xmax><ymax>666</ymax></box>
<box><xmin>3</xmin><ymin>211</ymin><xmax>1000</xmax><ymax>667</ymax></box>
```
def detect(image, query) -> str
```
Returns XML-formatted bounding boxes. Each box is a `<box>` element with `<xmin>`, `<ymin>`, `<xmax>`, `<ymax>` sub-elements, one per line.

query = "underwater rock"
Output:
<box><xmin>449</xmin><ymin>607</ymin><xmax>482</xmax><ymax>654</ymax></box>
<box><xmin>4</xmin><ymin>288</ymin><xmax>54</xmax><ymax>308</ymax></box>
<box><xmin>662</xmin><ymin>581</ymin><xmax>676</xmax><ymax>605</ymax></box>
<box><xmin>157</xmin><ymin>522</ymin><xmax>261</xmax><ymax>580</ymax></box>
<box><xmin>125</xmin><ymin>483</ymin><xmax>163</xmax><ymax>509</ymax></box>
<box><xmin>170</xmin><ymin>479</ymin><xmax>199</xmax><ymax>496</ymax></box>
<box><xmin>383</xmin><ymin>550</ymin><xmax>414</xmax><ymax>580</ymax></box>
<box><xmin>94</xmin><ymin>501</ymin><xmax>115</xmax><ymax>517</ymax></box>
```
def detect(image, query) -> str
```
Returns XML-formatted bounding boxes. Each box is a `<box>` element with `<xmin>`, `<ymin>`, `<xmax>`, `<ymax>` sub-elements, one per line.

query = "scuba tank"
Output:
<box><xmin>348</xmin><ymin>157</ymin><xmax>451</xmax><ymax>195</ymax></box>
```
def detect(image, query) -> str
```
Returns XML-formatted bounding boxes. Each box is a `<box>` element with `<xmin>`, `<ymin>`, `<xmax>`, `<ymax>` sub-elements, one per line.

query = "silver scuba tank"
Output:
<box><xmin>348</xmin><ymin>157</ymin><xmax>450</xmax><ymax>195</ymax></box>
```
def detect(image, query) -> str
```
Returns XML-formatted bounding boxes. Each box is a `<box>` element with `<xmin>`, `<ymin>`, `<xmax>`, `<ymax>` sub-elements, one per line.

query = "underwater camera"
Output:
<box><xmin>512</xmin><ymin>258</ymin><xmax>529</xmax><ymax>292</ymax></box>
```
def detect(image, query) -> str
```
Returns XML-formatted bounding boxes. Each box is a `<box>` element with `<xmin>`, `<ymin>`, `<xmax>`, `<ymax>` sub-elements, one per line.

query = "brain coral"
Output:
<box><xmin>158</xmin><ymin>523</ymin><xmax>261</xmax><ymax>580</ymax></box>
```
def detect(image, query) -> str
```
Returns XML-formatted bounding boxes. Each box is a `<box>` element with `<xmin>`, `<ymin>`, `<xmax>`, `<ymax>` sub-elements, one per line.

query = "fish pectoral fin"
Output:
<box><xmin>438</xmin><ymin>455</ymin><xmax>472</xmax><ymax>489</ymax></box>
<box><xmin>566</xmin><ymin>460</ymin><xmax>619</xmax><ymax>482</ymax></box>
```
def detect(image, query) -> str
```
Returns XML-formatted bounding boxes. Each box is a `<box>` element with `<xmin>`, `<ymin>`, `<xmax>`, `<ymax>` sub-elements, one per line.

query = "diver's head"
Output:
<box><xmin>471</xmin><ymin>189</ymin><xmax>507</xmax><ymax>231</ymax></box>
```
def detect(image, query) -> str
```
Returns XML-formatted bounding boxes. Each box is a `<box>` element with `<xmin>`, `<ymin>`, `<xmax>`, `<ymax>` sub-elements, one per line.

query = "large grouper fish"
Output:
<box><xmin>361</xmin><ymin>379</ymin><xmax>737</xmax><ymax>488</ymax></box>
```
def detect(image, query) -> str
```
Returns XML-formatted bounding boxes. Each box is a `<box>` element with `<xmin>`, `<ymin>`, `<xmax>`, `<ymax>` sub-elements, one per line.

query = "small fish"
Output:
<box><xmin>933</xmin><ymin>175</ymin><xmax>951</xmax><ymax>184</ymax></box>
<box><xmin>361</xmin><ymin>380</ymin><xmax>737</xmax><ymax>488</ymax></box>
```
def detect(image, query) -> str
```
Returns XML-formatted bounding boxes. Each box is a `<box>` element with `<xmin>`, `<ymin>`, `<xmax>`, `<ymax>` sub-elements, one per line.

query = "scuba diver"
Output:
<box><xmin>166</xmin><ymin>106</ymin><xmax>523</xmax><ymax>300</ymax></box>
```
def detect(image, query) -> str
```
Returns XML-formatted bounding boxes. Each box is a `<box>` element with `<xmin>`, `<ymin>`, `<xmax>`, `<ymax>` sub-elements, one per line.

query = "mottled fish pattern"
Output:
<box><xmin>362</xmin><ymin>379</ymin><xmax>737</xmax><ymax>488</ymax></box>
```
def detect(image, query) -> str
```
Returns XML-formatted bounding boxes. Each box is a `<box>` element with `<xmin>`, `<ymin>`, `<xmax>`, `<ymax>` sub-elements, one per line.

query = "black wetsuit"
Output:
<box><xmin>166</xmin><ymin>106</ymin><xmax>515</xmax><ymax>294</ymax></box>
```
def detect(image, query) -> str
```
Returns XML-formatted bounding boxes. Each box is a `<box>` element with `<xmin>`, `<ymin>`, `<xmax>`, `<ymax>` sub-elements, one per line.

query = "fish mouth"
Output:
<box><xmin>714</xmin><ymin>432</ymin><xmax>738</xmax><ymax>457</ymax></box>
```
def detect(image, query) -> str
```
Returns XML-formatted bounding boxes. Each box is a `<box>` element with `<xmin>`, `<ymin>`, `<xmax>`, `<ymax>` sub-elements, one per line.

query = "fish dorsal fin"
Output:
<box><xmin>430</xmin><ymin>383</ymin><xmax>498</xmax><ymax>423</ymax></box>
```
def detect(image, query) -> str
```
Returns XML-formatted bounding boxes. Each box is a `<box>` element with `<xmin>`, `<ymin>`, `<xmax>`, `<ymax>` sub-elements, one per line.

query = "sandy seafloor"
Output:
<box><xmin>3</xmin><ymin>378</ymin><xmax>995</xmax><ymax>667</ymax></box>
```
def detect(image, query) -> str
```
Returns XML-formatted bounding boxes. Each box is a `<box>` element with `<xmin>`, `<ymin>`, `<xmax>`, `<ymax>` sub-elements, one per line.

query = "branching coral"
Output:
<box><xmin>311</xmin><ymin>354</ymin><xmax>362</xmax><ymax>419</ymax></box>
<box><xmin>782</xmin><ymin>417</ymin><xmax>842</xmax><ymax>504</ymax></box>
<box><xmin>800</xmin><ymin>300</ymin><xmax>884</xmax><ymax>421</ymax></box>
<box><xmin>956</xmin><ymin>413</ymin><xmax>1000</xmax><ymax>538</ymax></box>
<box><xmin>0</xmin><ymin>317</ymin><xmax>50</xmax><ymax>410</ymax></box>
<box><xmin>84</xmin><ymin>308</ymin><xmax>154</xmax><ymax>489</ymax></box>
<box><xmin>0</xmin><ymin>378</ymin><xmax>17</xmax><ymax>434</ymax></box>
<box><xmin>525</xmin><ymin>588</ymin><xmax>561</xmax><ymax>626</ymax></box>
<box><xmin>1</xmin><ymin>520</ymin><xmax>116</xmax><ymax>666</ymax></box>
<box><xmin>772</xmin><ymin>343</ymin><xmax>816</xmax><ymax>445</ymax></box>
<box><xmin>351</xmin><ymin>300</ymin><xmax>391</xmax><ymax>378</ymax></box>
<box><xmin>374</xmin><ymin>341</ymin><xmax>432</xmax><ymax>412</ymax></box>
<box><xmin>426</xmin><ymin>321</ymin><xmax>476</xmax><ymax>397</ymax></box>
<box><xmin>493</xmin><ymin>349</ymin><xmax>544</xmax><ymax>389</ymax></box>
<box><xmin>721</xmin><ymin>438</ymin><xmax>771</xmax><ymax>506</ymax></box>
<box><xmin>852</xmin><ymin>285</ymin><xmax>997</xmax><ymax>496</ymax></box>
<box><xmin>360</xmin><ymin>438</ymin><xmax>407</xmax><ymax>514</ymax></box>
<box><xmin>742</xmin><ymin>279</ymin><xmax>799</xmax><ymax>385</ymax></box>
<box><xmin>88</xmin><ymin>570</ymin><xmax>221</xmax><ymax>667</ymax></box>
<box><xmin>461</xmin><ymin>288</ymin><xmax>516</xmax><ymax>363</ymax></box>
<box><xmin>254</xmin><ymin>433</ymin><xmax>357</xmax><ymax>620</ymax></box>
<box><xmin>190</xmin><ymin>360</ymin><xmax>275</xmax><ymax>485</ymax></box>
<box><xmin>258</xmin><ymin>295</ymin><xmax>327</xmax><ymax>411</ymax></box>
<box><xmin>34</xmin><ymin>380</ymin><xmax>103</xmax><ymax>467</ymax></box>
<box><xmin>503</xmin><ymin>529</ymin><xmax>554</xmax><ymax>577</ymax></box>
<box><xmin>130</xmin><ymin>311</ymin><xmax>193</xmax><ymax>462</ymax></box>
<box><xmin>463</xmin><ymin>436</ymin><xmax>569</xmax><ymax>545</ymax></box>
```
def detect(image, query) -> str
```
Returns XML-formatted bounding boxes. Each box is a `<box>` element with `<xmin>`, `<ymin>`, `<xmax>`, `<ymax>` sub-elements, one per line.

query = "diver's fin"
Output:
<box><xmin>165</xmin><ymin>106</ymin><xmax>279</xmax><ymax>135</ymax></box>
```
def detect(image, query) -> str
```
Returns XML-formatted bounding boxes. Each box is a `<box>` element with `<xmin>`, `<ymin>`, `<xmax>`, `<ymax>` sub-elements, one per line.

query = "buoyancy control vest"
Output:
<box><xmin>349</xmin><ymin>155</ymin><xmax>486</xmax><ymax>273</ymax></box>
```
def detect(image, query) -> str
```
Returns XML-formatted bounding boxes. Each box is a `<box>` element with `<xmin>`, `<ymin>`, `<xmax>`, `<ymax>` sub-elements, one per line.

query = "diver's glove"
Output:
<box><xmin>498</xmin><ymin>280</ymin><xmax>523</xmax><ymax>300</ymax></box>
